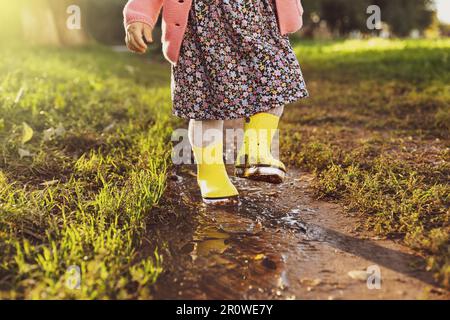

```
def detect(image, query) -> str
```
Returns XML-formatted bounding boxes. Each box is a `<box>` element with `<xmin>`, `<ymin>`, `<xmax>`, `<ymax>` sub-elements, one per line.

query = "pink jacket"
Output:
<box><xmin>124</xmin><ymin>0</ymin><xmax>304</xmax><ymax>65</ymax></box>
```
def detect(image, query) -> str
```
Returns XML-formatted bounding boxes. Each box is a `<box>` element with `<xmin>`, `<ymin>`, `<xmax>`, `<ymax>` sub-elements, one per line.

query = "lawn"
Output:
<box><xmin>0</xmin><ymin>39</ymin><xmax>449</xmax><ymax>299</ymax></box>
<box><xmin>0</xmin><ymin>46</ymin><xmax>176</xmax><ymax>298</ymax></box>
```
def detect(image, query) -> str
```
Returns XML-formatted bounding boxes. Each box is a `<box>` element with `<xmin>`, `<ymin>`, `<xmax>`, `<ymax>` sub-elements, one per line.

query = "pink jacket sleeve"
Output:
<box><xmin>123</xmin><ymin>0</ymin><xmax>164</xmax><ymax>29</ymax></box>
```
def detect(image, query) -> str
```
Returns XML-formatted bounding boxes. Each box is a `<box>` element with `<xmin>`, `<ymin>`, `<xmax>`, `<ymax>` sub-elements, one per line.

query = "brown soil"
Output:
<box><xmin>144</xmin><ymin>166</ymin><xmax>448</xmax><ymax>300</ymax></box>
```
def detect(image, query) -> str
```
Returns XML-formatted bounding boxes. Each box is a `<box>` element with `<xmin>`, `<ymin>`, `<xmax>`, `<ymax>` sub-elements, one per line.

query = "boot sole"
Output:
<box><xmin>235</xmin><ymin>166</ymin><xmax>285</xmax><ymax>184</ymax></box>
<box><xmin>203</xmin><ymin>195</ymin><xmax>240</xmax><ymax>206</ymax></box>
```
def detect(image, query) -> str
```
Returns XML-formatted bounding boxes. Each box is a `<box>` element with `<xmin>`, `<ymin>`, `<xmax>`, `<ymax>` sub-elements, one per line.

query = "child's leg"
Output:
<box><xmin>235</xmin><ymin>107</ymin><xmax>286</xmax><ymax>184</ymax></box>
<box><xmin>188</xmin><ymin>119</ymin><xmax>223</xmax><ymax>148</ymax></box>
<box><xmin>265</xmin><ymin>106</ymin><xmax>284</xmax><ymax>117</ymax></box>
<box><xmin>189</xmin><ymin>119</ymin><xmax>239</xmax><ymax>204</ymax></box>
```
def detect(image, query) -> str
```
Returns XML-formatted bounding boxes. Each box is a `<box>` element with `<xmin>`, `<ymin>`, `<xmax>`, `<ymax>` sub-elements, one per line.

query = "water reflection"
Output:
<box><xmin>145</xmin><ymin>165</ymin><xmax>440</xmax><ymax>299</ymax></box>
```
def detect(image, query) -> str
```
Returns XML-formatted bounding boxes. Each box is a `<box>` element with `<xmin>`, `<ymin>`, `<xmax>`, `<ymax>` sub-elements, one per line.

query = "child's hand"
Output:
<box><xmin>125</xmin><ymin>22</ymin><xmax>153</xmax><ymax>54</ymax></box>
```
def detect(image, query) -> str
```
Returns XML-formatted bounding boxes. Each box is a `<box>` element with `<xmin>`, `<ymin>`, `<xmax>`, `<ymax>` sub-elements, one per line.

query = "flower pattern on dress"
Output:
<box><xmin>171</xmin><ymin>0</ymin><xmax>308</xmax><ymax>120</ymax></box>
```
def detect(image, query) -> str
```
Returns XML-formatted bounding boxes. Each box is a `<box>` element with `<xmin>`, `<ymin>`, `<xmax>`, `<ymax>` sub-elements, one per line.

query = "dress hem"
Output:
<box><xmin>172</xmin><ymin>89</ymin><xmax>309</xmax><ymax>121</ymax></box>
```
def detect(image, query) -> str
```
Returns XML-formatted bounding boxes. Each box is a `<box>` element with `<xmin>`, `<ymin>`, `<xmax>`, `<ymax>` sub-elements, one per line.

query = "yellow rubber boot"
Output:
<box><xmin>236</xmin><ymin>112</ymin><xmax>286</xmax><ymax>184</ymax></box>
<box><xmin>193</xmin><ymin>142</ymin><xmax>239</xmax><ymax>204</ymax></box>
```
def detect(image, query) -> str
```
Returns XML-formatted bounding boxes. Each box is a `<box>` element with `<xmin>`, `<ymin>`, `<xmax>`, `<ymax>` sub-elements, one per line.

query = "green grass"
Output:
<box><xmin>283</xmin><ymin>38</ymin><xmax>450</xmax><ymax>288</ymax></box>
<box><xmin>0</xmin><ymin>46</ymin><xmax>176</xmax><ymax>298</ymax></box>
<box><xmin>0</xmin><ymin>39</ymin><xmax>449</xmax><ymax>298</ymax></box>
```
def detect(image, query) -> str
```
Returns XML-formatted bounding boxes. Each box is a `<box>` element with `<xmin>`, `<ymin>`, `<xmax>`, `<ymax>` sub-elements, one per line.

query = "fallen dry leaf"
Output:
<box><xmin>21</xmin><ymin>122</ymin><xmax>33</xmax><ymax>144</ymax></box>
<box><xmin>347</xmin><ymin>270</ymin><xmax>368</xmax><ymax>281</ymax></box>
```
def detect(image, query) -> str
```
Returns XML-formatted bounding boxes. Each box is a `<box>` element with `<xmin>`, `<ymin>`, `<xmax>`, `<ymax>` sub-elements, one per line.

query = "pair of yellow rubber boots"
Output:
<box><xmin>192</xmin><ymin>113</ymin><xmax>286</xmax><ymax>204</ymax></box>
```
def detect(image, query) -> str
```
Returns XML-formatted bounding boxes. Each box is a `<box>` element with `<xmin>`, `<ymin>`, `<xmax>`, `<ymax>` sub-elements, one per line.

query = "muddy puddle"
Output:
<box><xmin>144</xmin><ymin>165</ymin><xmax>448</xmax><ymax>300</ymax></box>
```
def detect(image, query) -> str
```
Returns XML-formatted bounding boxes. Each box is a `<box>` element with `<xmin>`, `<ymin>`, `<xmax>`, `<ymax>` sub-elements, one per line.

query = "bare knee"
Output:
<box><xmin>188</xmin><ymin>119</ymin><xmax>224</xmax><ymax>147</ymax></box>
<box><xmin>265</xmin><ymin>106</ymin><xmax>284</xmax><ymax>117</ymax></box>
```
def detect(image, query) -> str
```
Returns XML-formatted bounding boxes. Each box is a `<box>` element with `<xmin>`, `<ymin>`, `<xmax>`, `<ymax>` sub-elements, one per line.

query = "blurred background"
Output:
<box><xmin>0</xmin><ymin>0</ymin><xmax>449</xmax><ymax>48</ymax></box>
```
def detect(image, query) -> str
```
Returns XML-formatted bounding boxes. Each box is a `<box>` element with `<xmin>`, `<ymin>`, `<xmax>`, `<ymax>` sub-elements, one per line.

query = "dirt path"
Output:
<box><xmin>145</xmin><ymin>166</ymin><xmax>448</xmax><ymax>300</ymax></box>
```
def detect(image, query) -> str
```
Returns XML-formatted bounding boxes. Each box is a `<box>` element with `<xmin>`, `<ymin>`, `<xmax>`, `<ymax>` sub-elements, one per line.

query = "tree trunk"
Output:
<box><xmin>21</xmin><ymin>0</ymin><xmax>60</xmax><ymax>45</ymax></box>
<box><xmin>20</xmin><ymin>0</ymin><xmax>91</xmax><ymax>46</ymax></box>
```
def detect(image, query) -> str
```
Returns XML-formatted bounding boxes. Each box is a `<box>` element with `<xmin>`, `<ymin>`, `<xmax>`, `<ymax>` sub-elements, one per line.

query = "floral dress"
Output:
<box><xmin>171</xmin><ymin>0</ymin><xmax>308</xmax><ymax>120</ymax></box>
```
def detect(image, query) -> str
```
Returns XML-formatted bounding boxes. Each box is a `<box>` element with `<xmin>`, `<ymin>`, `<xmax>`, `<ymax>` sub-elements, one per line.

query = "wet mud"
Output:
<box><xmin>144</xmin><ymin>165</ymin><xmax>448</xmax><ymax>300</ymax></box>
